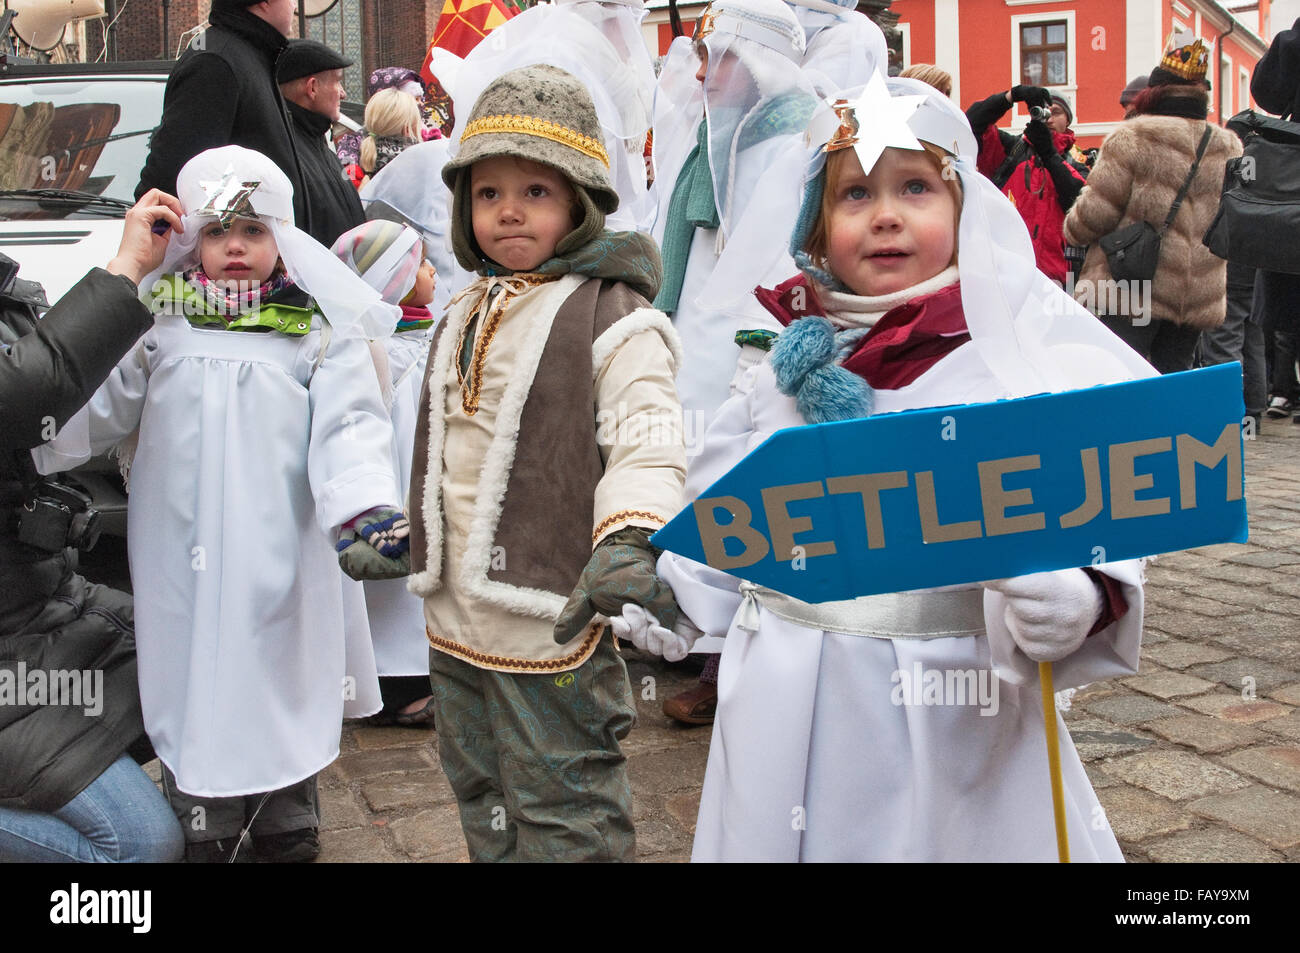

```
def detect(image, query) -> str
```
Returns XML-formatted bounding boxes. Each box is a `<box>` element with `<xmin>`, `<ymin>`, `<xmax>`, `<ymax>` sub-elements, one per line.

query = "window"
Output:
<box><xmin>1221</xmin><ymin>58</ymin><xmax>1233</xmax><ymax>116</ymax></box>
<box><xmin>1240</xmin><ymin>66</ymin><xmax>1250</xmax><ymax>113</ymax></box>
<box><xmin>1020</xmin><ymin>20</ymin><xmax>1068</xmax><ymax>86</ymax></box>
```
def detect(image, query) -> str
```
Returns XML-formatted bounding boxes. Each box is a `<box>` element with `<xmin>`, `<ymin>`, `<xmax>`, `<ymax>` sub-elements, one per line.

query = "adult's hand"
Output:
<box><xmin>105</xmin><ymin>189</ymin><xmax>184</xmax><ymax>286</ymax></box>
<box><xmin>1010</xmin><ymin>85</ymin><xmax>1053</xmax><ymax>110</ymax></box>
<box><xmin>1023</xmin><ymin>118</ymin><xmax>1057</xmax><ymax>159</ymax></box>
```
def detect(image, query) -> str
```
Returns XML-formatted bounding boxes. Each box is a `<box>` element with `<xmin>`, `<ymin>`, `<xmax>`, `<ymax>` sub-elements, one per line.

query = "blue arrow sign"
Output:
<box><xmin>652</xmin><ymin>364</ymin><xmax>1248</xmax><ymax>602</ymax></box>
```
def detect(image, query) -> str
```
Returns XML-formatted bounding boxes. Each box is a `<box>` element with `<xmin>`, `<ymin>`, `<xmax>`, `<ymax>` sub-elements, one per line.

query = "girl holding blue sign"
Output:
<box><xmin>635</xmin><ymin>76</ymin><xmax>1158</xmax><ymax>861</ymax></box>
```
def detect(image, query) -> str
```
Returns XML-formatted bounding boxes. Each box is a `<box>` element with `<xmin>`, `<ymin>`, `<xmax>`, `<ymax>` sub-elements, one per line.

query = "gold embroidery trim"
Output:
<box><xmin>591</xmin><ymin>510</ymin><xmax>666</xmax><ymax>545</ymax></box>
<box><xmin>461</xmin><ymin>114</ymin><xmax>610</xmax><ymax>168</ymax></box>
<box><xmin>454</xmin><ymin>274</ymin><xmax>560</xmax><ymax>416</ymax></box>
<box><xmin>426</xmin><ymin>623</ymin><xmax>604</xmax><ymax>672</ymax></box>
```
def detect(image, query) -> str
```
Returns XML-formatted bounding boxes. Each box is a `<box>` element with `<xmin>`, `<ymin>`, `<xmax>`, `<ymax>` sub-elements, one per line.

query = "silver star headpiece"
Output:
<box><xmin>820</xmin><ymin>72</ymin><xmax>927</xmax><ymax>176</ymax></box>
<box><xmin>196</xmin><ymin>166</ymin><xmax>262</xmax><ymax>230</ymax></box>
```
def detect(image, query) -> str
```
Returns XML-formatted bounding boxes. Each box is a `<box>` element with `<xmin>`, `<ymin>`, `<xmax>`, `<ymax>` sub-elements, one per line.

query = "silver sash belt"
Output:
<box><xmin>734</xmin><ymin>581</ymin><xmax>986</xmax><ymax>640</ymax></box>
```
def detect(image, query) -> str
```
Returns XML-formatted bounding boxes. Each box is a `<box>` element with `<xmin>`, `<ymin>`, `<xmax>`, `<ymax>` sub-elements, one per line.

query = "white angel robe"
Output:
<box><xmin>363</xmin><ymin>326</ymin><xmax>434</xmax><ymax>677</ymax></box>
<box><xmin>81</xmin><ymin>312</ymin><xmax>396</xmax><ymax>797</ymax></box>
<box><xmin>659</xmin><ymin>330</ymin><xmax>1145</xmax><ymax>863</ymax></box>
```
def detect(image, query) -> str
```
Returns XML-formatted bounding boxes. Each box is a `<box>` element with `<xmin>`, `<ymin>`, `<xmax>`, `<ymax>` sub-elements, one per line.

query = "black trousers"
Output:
<box><xmin>160</xmin><ymin>765</ymin><xmax>319</xmax><ymax>844</ymax></box>
<box><xmin>1099</xmin><ymin>313</ymin><xmax>1202</xmax><ymax>375</ymax></box>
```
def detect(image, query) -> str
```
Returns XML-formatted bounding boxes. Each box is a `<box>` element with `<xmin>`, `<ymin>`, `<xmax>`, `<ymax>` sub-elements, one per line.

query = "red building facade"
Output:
<box><xmin>891</xmin><ymin>0</ymin><xmax>1270</xmax><ymax>149</ymax></box>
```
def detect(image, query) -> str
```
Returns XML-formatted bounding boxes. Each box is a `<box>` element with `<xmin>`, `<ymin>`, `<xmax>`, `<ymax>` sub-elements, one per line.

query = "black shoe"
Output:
<box><xmin>185</xmin><ymin>835</ymin><xmax>253</xmax><ymax>863</ymax></box>
<box><xmin>256</xmin><ymin>827</ymin><xmax>320</xmax><ymax>863</ymax></box>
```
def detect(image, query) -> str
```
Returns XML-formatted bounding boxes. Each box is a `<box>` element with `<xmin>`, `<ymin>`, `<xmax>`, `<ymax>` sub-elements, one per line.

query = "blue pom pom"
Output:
<box><xmin>772</xmin><ymin>316</ymin><xmax>835</xmax><ymax>396</ymax></box>
<box><xmin>795</xmin><ymin>363</ymin><xmax>874</xmax><ymax>424</ymax></box>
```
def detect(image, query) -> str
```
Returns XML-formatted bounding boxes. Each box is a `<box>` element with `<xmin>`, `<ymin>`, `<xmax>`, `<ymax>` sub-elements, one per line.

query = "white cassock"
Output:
<box><xmin>363</xmin><ymin>325</ymin><xmax>435</xmax><ymax>676</ymax></box>
<box><xmin>659</xmin><ymin>335</ymin><xmax>1146</xmax><ymax>862</ymax></box>
<box><xmin>80</xmin><ymin>313</ymin><xmax>394</xmax><ymax>797</ymax></box>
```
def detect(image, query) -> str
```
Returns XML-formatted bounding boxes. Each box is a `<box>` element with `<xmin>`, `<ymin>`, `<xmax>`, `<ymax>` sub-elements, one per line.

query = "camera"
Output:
<box><xmin>16</xmin><ymin>481</ymin><xmax>101</xmax><ymax>553</ymax></box>
<box><xmin>1029</xmin><ymin>105</ymin><xmax>1052</xmax><ymax>123</ymax></box>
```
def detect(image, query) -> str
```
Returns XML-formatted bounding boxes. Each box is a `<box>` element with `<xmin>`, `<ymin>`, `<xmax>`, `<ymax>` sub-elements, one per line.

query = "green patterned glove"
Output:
<box><xmin>552</xmin><ymin>527</ymin><xmax>680</xmax><ymax>645</ymax></box>
<box><xmin>337</xmin><ymin>508</ymin><xmax>411</xmax><ymax>581</ymax></box>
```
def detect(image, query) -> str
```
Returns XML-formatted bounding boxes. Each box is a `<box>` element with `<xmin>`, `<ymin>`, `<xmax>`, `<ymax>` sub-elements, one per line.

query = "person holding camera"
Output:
<box><xmin>0</xmin><ymin>191</ymin><xmax>187</xmax><ymax>862</ymax></box>
<box><xmin>966</xmin><ymin>84</ymin><xmax>1089</xmax><ymax>284</ymax></box>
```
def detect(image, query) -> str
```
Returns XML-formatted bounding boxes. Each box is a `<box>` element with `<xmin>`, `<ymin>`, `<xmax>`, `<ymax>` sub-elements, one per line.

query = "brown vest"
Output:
<box><xmin>408</xmin><ymin>277</ymin><xmax>652</xmax><ymax>599</ymax></box>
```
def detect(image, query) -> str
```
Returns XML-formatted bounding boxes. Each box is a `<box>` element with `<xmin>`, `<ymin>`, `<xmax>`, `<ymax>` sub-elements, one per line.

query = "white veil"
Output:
<box><xmin>785</xmin><ymin>0</ymin><xmax>889</xmax><ymax>96</ymax></box>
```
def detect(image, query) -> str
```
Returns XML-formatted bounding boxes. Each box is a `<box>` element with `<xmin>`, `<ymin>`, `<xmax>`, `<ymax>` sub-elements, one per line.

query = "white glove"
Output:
<box><xmin>609</xmin><ymin>604</ymin><xmax>701</xmax><ymax>662</ymax></box>
<box><xmin>983</xmin><ymin>569</ymin><xmax>1103</xmax><ymax>663</ymax></box>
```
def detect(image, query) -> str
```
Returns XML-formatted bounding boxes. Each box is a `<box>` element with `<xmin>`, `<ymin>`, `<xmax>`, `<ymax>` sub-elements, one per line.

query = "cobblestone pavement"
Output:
<box><xmin>313</xmin><ymin>417</ymin><xmax>1300</xmax><ymax>863</ymax></box>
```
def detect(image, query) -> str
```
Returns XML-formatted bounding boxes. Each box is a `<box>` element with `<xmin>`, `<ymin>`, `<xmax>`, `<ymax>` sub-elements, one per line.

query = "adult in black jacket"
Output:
<box><xmin>1251</xmin><ymin>17</ymin><xmax>1300</xmax><ymax>422</ymax></box>
<box><xmin>0</xmin><ymin>192</ymin><xmax>186</xmax><ymax>862</ymax></box>
<box><xmin>278</xmin><ymin>40</ymin><xmax>365</xmax><ymax>247</ymax></box>
<box><xmin>136</xmin><ymin>1</ymin><xmax>312</xmax><ymax>236</ymax></box>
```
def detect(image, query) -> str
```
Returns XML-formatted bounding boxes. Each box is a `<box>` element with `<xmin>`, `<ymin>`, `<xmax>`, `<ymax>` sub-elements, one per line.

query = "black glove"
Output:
<box><xmin>1010</xmin><ymin>85</ymin><xmax>1053</xmax><ymax>110</ymax></box>
<box><xmin>552</xmin><ymin>527</ymin><xmax>680</xmax><ymax>645</ymax></box>
<box><xmin>1023</xmin><ymin>119</ymin><xmax>1057</xmax><ymax>159</ymax></box>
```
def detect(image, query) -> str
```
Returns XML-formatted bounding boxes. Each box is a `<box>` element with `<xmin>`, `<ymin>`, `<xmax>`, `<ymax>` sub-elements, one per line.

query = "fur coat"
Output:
<box><xmin>1063</xmin><ymin>105</ymin><xmax>1241</xmax><ymax>329</ymax></box>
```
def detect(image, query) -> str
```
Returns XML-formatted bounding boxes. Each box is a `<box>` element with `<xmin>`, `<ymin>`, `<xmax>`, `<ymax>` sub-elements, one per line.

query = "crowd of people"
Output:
<box><xmin>1</xmin><ymin>0</ymin><xmax>1296</xmax><ymax>864</ymax></box>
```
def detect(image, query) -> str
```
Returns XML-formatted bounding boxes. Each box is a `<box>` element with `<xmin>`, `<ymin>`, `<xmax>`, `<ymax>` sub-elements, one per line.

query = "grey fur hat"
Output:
<box><xmin>441</xmin><ymin>65</ymin><xmax>618</xmax><ymax>213</ymax></box>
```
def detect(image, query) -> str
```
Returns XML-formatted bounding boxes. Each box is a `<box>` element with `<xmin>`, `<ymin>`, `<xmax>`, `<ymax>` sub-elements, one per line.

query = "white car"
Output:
<box><xmin>0</xmin><ymin>59</ymin><xmax>170</xmax><ymax>302</ymax></box>
<box><xmin>1</xmin><ymin>59</ymin><xmax>171</xmax><ymax>535</ymax></box>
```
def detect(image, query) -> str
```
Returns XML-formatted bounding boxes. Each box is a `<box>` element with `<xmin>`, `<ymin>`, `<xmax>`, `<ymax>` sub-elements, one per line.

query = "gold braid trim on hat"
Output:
<box><xmin>461</xmin><ymin>114</ymin><xmax>610</xmax><ymax>168</ymax></box>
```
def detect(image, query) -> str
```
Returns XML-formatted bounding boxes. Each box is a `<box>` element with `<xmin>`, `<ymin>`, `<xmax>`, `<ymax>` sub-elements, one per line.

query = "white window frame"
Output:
<box><xmin>1239</xmin><ymin>65</ymin><xmax>1251</xmax><ymax>113</ymax></box>
<box><xmin>1009</xmin><ymin>10</ymin><xmax>1076</xmax><ymax>124</ymax></box>
<box><xmin>1220</xmin><ymin>55</ymin><xmax>1233</xmax><ymax>118</ymax></box>
<box><xmin>897</xmin><ymin>21</ymin><xmax>911</xmax><ymax>69</ymax></box>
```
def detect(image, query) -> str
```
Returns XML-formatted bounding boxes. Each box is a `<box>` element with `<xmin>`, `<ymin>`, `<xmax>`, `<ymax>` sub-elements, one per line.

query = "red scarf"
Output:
<box><xmin>755</xmin><ymin>276</ymin><xmax>971</xmax><ymax>390</ymax></box>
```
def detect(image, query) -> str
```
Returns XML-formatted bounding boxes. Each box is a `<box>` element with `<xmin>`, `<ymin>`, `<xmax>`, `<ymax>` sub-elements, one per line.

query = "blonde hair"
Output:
<box><xmin>803</xmin><ymin>142</ymin><xmax>963</xmax><ymax>275</ymax></box>
<box><xmin>899</xmin><ymin>64</ymin><xmax>953</xmax><ymax>99</ymax></box>
<box><xmin>360</xmin><ymin>89</ymin><xmax>421</xmax><ymax>173</ymax></box>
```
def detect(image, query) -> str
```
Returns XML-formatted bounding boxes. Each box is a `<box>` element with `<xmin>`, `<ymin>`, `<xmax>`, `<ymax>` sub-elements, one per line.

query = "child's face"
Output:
<box><xmin>199</xmin><ymin>217</ymin><xmax>280</xmax><ymax>288</ymax></box>
<box><xmin>404</xmin><ymin>258</ymin><xmax>437</xmax><ymax>308</ymax></box>
<box><xmin>470</xmin><ymin>156</ymin><xmax>577</xmax><ymax>272</ymax></box>
<box><xmin>826</xmin><ymin>147</ymin><xmax>957</xmax><ymax>297</ymax></box>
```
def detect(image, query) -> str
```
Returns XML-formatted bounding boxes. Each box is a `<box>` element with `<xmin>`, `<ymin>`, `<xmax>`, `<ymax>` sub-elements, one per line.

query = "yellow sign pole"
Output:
<box><xmin>1039</xmin><ymin>661</ymin><xmax>1070</xmax><ymax>863</ymax></box>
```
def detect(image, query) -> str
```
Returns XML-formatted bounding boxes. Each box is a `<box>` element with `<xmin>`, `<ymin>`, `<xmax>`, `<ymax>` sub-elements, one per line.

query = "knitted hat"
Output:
<box><xmin>441</xmin><ymin>65</ymin><xmax>617</xmax><ymax>213</ymax></box>
<box><xmin>1120</xmin><ymin>74</ymin><xmax>1149</xmax><ymax>107</ymax></box>
<box><xmin>368</xmin><ymin>66</ymin><xmax>424</xmax><ymax>99</ymax></box>
<box><xmin>1149</xmin><ymin>33</ymin><xmax>1210</xmax><ymax>87</ymax></box>
<box><xmin>277</xmin><ymin>40</ymin><xmax>353</xmax><ymax>84</ymax></box>
<box><xmin>331</xmin><ymin>220</ymin><xmax>424</xmax><ymax>306</ymax></box>
<box><xmin>1050</xmin><ymin>93</ymin><xmax>1072</xmax><ymax>127</ymax></box>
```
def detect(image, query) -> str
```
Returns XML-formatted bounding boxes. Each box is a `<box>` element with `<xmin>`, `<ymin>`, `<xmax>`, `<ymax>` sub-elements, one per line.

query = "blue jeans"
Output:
<box><xmin>0</xmin><ymin>754</ymin><xmax>184</xmax><ymax>863</ymax></box>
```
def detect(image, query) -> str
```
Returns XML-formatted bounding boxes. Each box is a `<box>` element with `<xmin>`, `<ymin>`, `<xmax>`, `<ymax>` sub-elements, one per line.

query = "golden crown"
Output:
<box><xmin>1159</xmin><ymin>36</ymin><xmax>1209</xmax><ymax>81</ymax></box>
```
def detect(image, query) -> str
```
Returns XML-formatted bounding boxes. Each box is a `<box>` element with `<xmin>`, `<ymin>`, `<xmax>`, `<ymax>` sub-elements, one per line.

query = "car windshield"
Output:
<box><xmin>0</xmin><ymin>76</ymin><xmax>166</xmax><ymax>220</ymax></box>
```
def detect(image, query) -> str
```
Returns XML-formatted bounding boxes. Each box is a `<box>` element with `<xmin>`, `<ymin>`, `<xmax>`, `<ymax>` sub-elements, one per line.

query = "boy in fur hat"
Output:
<box><xmin>405</xmin><ymin>65</ymin><xmax>686</xmax><ymax>861</ymax></box>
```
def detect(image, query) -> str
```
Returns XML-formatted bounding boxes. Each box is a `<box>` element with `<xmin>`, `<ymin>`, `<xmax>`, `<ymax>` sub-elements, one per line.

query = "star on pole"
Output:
<box><xmin>823</xmin><ymin>72</ymin><xmax>927</xmax><ymax>177</ymax></box>
<box><xmin>196</xmin><ymin>166</ymin><xmax>262</xmax><ymax>230</ymax></box>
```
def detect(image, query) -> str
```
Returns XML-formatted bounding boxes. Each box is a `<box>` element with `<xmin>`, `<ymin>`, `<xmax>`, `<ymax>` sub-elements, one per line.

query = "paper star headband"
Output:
<box><xmin>807</xmin><ymin>72</ymin><xmax>926</xmax><ymax>175</ymax></box>
<box><xmin>196</xmin><ymin>167</ymin><xmax>262</xmax><ymax>230</ymax></box>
